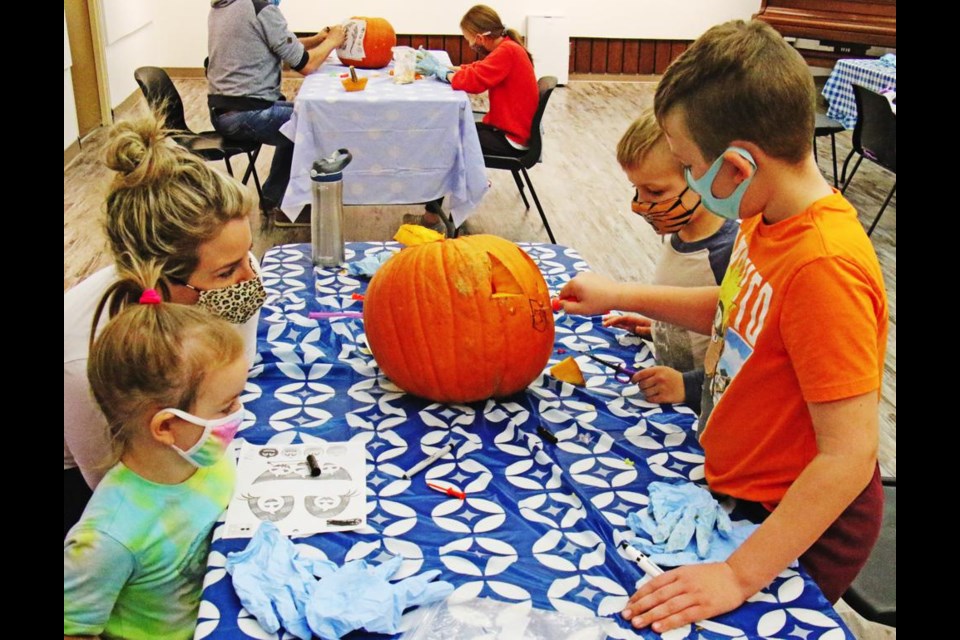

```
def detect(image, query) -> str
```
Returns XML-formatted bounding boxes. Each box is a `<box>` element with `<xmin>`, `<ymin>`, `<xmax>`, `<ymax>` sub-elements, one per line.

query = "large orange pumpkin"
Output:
<box><xmin>364</xmin><ymin>235</ymin><xmax>555</xmax><ymax>403</ymax></box>
<box><xmin>338</xmin><ymin>17</ymin><xmax>397</xmax><ymax>69</ymax></box>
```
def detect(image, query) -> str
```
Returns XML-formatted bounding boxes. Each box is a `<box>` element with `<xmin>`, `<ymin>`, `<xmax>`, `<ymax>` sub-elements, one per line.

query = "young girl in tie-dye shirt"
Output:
<box><xmin>64</xmin><ymin>265</ymin><xmax>246</xmax><ymax>640</ymax></box>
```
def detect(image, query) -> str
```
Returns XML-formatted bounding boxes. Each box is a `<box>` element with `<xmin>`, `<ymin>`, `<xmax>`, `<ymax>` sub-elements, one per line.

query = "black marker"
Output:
<box><xmin>307</xmin><ymin>454</ymin><xmax>322</xmax><ymax>477</ymax></box>
<box><xmin>327</xmin><ymin>518</ymin><xmax>362</xmax><ymax>527</ymax></box>
<box><xmin>537</xmin><ymin>426</ymin><xmax>558</xmax><ymax>444</ymax></box>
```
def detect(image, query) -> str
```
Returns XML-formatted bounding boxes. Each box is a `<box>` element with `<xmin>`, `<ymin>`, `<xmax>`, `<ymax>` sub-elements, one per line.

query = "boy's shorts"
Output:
<box><xmin>736</xmin><ymin>465</ymin><xmax>883</xmax><ymax>603</ymax></box>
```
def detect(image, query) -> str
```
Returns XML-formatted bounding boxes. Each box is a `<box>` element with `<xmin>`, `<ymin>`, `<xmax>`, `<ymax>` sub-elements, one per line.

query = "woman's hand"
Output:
<box><xmin>602</xmin><ymin>312</ymin><xmax>652</xmax><ymax>338</ymax></box>
<box><xmin>621</xmin><ymin>562</ymin><xmax>750</xmax><ymax>633</ymax></box>
<box><xmin>632</xmin><ymin>366</ymin><xmax>685</xmax><ymax>404</ymax></box>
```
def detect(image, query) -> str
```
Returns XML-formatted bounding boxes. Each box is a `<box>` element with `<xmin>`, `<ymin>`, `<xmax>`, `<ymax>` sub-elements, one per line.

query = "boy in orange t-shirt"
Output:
<box><xmin>560</xmin><ymin>20</ymin><xmax>887</xmax><ymax>633</ymax></box>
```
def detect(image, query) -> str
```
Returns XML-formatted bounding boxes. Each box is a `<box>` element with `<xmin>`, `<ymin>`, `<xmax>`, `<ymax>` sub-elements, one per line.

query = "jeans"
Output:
<box><xmin>212</xmin><ymin>101</ymin><xmax>295</xmax><ymax>210</ymax></box>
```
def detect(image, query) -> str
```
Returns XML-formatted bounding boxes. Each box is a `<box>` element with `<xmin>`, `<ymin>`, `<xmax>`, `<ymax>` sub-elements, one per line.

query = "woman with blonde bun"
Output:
<box><xmin>64</xmin><ymin>114</ymin><xmax>264</xmax><ymax>535</ymax></box>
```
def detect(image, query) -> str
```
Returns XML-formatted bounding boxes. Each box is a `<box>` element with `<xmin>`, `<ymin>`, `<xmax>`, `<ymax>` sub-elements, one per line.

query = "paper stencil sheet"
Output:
<box><xmin>336</xmin><ymin>19</ymin><xmax>367</xmax><ymax>61</ymax></box>
<box><xmin>223</xmin><ymin>441</ymin><xmax>367</xmax><ymax>538</ymax></box>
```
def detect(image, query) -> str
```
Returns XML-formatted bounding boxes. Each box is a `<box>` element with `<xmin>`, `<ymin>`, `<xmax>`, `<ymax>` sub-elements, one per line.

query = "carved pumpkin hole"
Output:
<box><xmin>488</xmin><ymin>253</ymin><xmax>524</xmax><ymax>299</ymax></box>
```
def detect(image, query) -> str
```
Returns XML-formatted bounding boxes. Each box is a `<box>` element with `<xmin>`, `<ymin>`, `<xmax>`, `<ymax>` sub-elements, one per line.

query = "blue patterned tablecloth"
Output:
<box><xmin>196</xmin><ymin>242</ymin><xmax>852</xmax><ymax>640</ymax></box>
<box><xmin>280</xmin><ymin>53</ymin><xmax>488</xmax><ymax>227</ymax></box>
<box><xmin>822</xmin><ymin>56</ymin><xmax>897</xmax><ymax>130</ymax></box>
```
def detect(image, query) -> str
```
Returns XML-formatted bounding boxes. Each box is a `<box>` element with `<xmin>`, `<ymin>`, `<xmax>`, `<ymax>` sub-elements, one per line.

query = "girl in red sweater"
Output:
<box><xmin>416</xmin><ymin>5</ymin><xmax>539</xmax><ymax>229</ymax></box>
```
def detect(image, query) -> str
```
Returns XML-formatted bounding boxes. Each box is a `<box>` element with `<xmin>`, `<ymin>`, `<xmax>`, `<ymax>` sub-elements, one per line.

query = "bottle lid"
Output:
<box><xmin>310</xmin><ymin>171</ymin><xmax>343</xmax><ymax>182</ymax></box>
<box><xmin>311</xmin><ymin>149</ymin><xmax>353</xmax><ymax>180</ymax></box>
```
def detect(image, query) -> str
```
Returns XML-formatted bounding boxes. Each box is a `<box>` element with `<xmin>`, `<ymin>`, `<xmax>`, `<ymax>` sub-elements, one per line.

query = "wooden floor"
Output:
<box><xmin>64</xmin><ymin>77</ymin><xmax>896</xmax><ymax>480</ymax></box>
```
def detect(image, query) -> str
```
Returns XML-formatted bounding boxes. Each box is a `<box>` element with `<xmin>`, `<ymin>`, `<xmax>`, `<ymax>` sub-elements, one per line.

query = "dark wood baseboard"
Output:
<box><xmin>290</xmin><ymin>32</ymin><xmax>691</xmax><ymax>76</ymax></box>
<box><xmin>399</xmin><ymin>34</ymin><xmax>691</xmax><ymax>75</ymax></box>
<box><xmin>570</xmin><ymin>38</ymin><xmax>691</xmax><ymax>75</ymax></box>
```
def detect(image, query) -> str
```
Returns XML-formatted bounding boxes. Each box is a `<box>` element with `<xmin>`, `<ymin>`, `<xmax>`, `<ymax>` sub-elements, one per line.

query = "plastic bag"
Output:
<box><xmin>401</xmin><ymin>597</ymin><xmax>610</xmax><ymax>640</ymax></box>
<box><xmin>392</xmin><ymin>46</ymin><xmax>416</xmax><ymax>84</ymax></box>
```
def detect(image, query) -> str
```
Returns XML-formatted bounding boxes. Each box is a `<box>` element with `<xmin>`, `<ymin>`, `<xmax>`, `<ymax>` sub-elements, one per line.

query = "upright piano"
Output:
<box><xmin>754</xmin><ymin>0</ymin><xmax>896</xmax><ymax>65</ymax></box>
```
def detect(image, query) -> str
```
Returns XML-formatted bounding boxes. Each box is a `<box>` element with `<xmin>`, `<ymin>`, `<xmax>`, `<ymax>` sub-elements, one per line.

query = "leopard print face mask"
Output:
<box><xmin>194</xmin><ymin>273</ymin><xmax>266</xmax><ymax>324</ymax></box>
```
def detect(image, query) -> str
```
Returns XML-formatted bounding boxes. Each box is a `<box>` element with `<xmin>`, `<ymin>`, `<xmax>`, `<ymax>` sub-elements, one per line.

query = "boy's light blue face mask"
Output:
<box><xmin>684</xmin><ymin>147</ymin><xmax>757</xmax><ymax>221</ymax></box>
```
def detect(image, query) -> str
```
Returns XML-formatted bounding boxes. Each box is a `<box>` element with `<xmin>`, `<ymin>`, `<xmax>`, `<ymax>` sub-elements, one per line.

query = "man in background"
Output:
<box><xmin>207</xmin><ymin>0</ymin><xmax>344</xmax><ymax>223</ymax></box>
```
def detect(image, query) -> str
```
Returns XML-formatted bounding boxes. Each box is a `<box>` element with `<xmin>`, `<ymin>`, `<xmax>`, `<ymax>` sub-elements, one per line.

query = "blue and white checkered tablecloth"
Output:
<box><xmin>195</xmin><ymin>242</ymin><xmax>854</xmax><ymax>640</ymax></box>
<box><xmin>822</xmin><ymin>56</ymin><xmax>897</xmax><ymax>129</ymax></box>
<box><xmin>280</xmin><ymin>53</ymin><xmax>488</xmax><ymax>227</ymax></box>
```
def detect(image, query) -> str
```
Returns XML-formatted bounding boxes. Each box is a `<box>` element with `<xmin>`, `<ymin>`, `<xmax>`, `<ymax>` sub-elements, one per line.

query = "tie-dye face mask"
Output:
<box><xmin>163</xmin><ymin>406</ymin><xmax>243</xmax><ymax>468</ymax></box>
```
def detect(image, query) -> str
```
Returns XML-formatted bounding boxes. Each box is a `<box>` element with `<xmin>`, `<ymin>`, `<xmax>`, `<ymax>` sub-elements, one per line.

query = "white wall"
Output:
<box><xmin>149</xmin><ymin>0</ymin><xmax>761</xmax><ymax>69</ymax></box>
<box><xmin>65</xmin><ymin>70</ymin><xmax>80</xmax><ymax>150</ymax></box>
<box><xmin>67</xmin><ymin>0</ymin><xmax>762</xmax><ymax>129</ymax></box>
<box><xmin>152</xmin><ymin>0</ymin><xmax>210</xmax><ymax>68</ymax></box>
<box><xmin>64</xmin><ymin>13</ymin><xmax>80</xmax><ymax>152</ymax></box>
<box><xmin>100</xmin><ymin>0</ymin><xmax>159</xmax><ymax>108</ymax></box>
<box><xmin>284</xmin><ymin>0</ymin><xmax>762</xmax><ymax>39</ymax></box>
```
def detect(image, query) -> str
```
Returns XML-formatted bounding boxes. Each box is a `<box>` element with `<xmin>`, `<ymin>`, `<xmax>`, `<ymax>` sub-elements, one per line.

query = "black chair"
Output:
<box><xmin>840</xmin><ymin>84</ymin><xmax>896</xmax><ymax>236</ymax></box>
<box><xmin>134</xmin><ymin>67</ymin><xmax>262</xmax><ymax>198</ymax></box>
<box><xmin>813</xmin><ymin>113</ymin><xmax>844</xmax><ymax>187</ymax></box>
<box><xmin>482</xmin><ymin>76</ymin><xmax>558</xmax><ymax>243</ymax></box>
<box><xmin>843</xmin><ymin>477</ymin><xmax>896</xmax><ymax>627</ymax></box>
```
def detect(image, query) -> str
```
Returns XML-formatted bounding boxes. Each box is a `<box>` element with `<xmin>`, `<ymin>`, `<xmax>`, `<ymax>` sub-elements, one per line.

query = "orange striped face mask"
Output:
<box><xmin>631</xmin><ymin>187</ymin><xmax>700</xmax><ymax>235</ymax></box>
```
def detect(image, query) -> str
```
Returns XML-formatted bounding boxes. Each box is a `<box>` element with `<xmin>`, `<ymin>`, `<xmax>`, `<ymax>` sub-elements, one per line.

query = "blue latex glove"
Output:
<box><xmin>344</xmin><ymin>252</ymin><xmax>392</xmax><ymax>278</ymax></box>
<box><xmin>630</xmin><ymin>518</ymin><xmax>759</xmax><ymax>566</ymax></box>
<box><xmin>306</xmin><ymin>555</ymin><xmax>454</xmax><ymax>639</ymax></box>
<box><xmin>631</xmin><ymin>481</ymin><xmax>734</xmax><ymax>558</ymax></box>
<box><xmin>226</xmin><ymin>522</ymin><xmax>337</xmax><ymax>640</ymax></box>
<box><xmin>415</xmin><ymin>49</ymin><xmax>450</xmax><ymax>82</ymax></box>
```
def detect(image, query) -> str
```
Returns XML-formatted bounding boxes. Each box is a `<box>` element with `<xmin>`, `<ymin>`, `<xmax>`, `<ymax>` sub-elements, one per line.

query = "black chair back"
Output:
<box><xmin>133</xmin><ymin>66</ymin><xmax>192</xmax><ymax>133</ymax></box>
<box><xmin>519</xmin><ymin>76</ymin><xmax>559</xmax><ymax>169</ymax></box>
<box><xmin>477</xmin><ymin>76</ymin><xmax>559</xmax><ymax>242</ymax></box>
<box><xmin>852</xmin><ymin>84</ymin><xmax>896</xmax><ymax>173</ymax></box>
<box><xmin>132</xmin><ymin>66</ymin><xmax>264</xmax><ymax>200</ymax></box>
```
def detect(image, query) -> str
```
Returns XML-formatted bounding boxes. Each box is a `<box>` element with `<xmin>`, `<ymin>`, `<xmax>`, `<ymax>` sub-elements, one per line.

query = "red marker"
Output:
<box><xmin>551</xmin><ymin>296</ymin><xmax>578</xmax><ymax>312</ymax></box>
<box><xmin>426</xmin><ymin>482</ymin><xmax>466</xmax><ymax>500</ymax></box>
<box><xmin>351</xmin><ymin>293</ymin><xmax>365</xmax><ymax>301</ymax></box>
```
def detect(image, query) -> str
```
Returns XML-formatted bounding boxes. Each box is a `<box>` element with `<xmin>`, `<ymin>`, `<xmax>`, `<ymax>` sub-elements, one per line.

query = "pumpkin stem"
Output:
<box><xmin>394</xmin><ymin>223</ymin><xmax>444</xmax><ymax>246</ymax></box>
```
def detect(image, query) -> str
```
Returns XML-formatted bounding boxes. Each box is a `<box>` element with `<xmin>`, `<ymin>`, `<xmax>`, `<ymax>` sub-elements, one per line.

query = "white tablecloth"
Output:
<box><xmin>280</xmin><ymin>53</ymin><xmax>488</xmax><ymax>226</ymax></box>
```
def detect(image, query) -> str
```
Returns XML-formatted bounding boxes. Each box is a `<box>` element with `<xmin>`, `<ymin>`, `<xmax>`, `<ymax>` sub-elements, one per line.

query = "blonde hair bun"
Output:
<box><xmin>104</xmin><ymin>117</ymin><xmax>178</xmax><ymax>186</ymax></box>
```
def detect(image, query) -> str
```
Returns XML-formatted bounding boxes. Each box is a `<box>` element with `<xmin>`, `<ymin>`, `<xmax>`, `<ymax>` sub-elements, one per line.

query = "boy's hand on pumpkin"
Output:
<box><xmin>558</xmin><ymin>272</ymin><xmax>619</xmax><ymax>316</ymax></box>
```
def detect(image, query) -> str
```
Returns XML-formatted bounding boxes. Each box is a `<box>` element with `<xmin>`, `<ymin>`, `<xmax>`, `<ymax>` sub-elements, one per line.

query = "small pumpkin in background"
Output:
<box><xmin>338</xmin><ymin>17</ymin><xmax>397</xmax><ymax>69</ymax></box>
<box><xmin>364</xmin><ymin>234</ymin><xmax>554</xmax><ymax>404</ymax></box>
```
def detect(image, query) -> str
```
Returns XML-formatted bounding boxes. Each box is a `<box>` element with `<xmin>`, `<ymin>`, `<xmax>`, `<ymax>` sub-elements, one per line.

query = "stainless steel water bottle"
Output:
<box><xmin>310</xmin><ymin>149</ymin><xmax>353</xmax><ymax>267</ymax></box>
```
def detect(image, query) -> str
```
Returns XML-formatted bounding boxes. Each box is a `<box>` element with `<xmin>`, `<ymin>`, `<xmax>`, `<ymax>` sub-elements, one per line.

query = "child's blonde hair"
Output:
<box><xmin>654</xmin><ymin>20</ymin><xmax>815</xmax><ymax>164</ymax></box>
<box><xmin>102</xmin><ymin>113</ymin><xmax>252</xmax><ymax>288</ymax></box>
<box><xmin>616</xmin><ymin>109</ymin><xmax>670</xmax><ymax>170</ymax></box>
<box><xmin>87</xmin><ymin>261</ymin><xmax>245</xmax><ymax>464</ymax></box>
<box><xmin>461</xmin><ymin>5</ymin><xmax>533</xmax><ymax>63</ymax></box>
